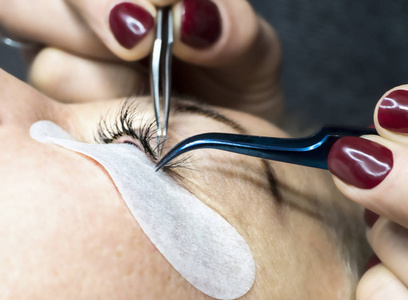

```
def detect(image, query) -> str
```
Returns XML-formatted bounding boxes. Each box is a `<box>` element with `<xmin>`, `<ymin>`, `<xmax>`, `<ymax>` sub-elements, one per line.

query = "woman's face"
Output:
<box><xmin>0</xmin><ymin>70</ymin><xmax>368</xmax><ymax>299</ymax></box>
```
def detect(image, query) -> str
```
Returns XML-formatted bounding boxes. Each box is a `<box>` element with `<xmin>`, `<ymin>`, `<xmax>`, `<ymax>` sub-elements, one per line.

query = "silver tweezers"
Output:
<box><xmin>151</xmin><ymin>7</ymin><xmax>174</xmax><ymax>155</ymax></box>
<box><xmin>156</xmin><ymin>126</ymin><xmax>377</xmax><ymax>170</ymax></box>
<box><xmin>0</xmin><ymin>27</ymin><xmax>39</xmax><ymax>50</ymax></box>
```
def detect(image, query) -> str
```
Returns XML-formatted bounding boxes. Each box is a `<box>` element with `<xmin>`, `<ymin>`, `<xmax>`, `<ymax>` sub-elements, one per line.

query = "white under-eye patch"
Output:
<box><xmin>30</xmin><ymin>121</ymin><xmax>255</xmax><ymax>300</ymax></box>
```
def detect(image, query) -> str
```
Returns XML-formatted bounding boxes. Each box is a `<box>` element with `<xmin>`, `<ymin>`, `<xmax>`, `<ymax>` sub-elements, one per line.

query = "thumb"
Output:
<box><xmin>67</xmin><ymin>0</ymin><xmax>163</xmax><ymax>61</ymax></box>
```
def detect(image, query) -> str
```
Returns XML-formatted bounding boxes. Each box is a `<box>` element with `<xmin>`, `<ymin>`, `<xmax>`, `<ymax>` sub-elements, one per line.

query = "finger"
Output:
<box><xmin>0</xmin><ymin>0</ymin><xmax>112</xmax><ymax>59</ymax></box>
<box><xmin>327</xmin><ymin>133</ymin><xmax>408</xmax><ymax>227</ymax></box>
<box><xmin>357</xmin><ymin>263</ymin><xmax>408</xmax><ymax>300</ymax></box>
<box><xmin>366</xmin><ymin>218</ymin><xmax>408</xmax><ymax>287</ymax></box>
<box><xmin>172</xmin><ymin>0</ymin><xmax>280</xmax><ymax>68</ymax></box>
<box><xmin>67</xmin><ymin>0</ymin><xmax>156</xmax><ymax>61</ymax></box>
<box><xmin>327</xmin><ymin>86</ymin><xmax>408</xmax><ymax>227</ymax></box>
<box><xmin>28</xmin><ymin>48</ymin><xmax>147</xmax><ymax>103</ymax></box>
<box><xmin>374</xmin><ymin>85</ymin><xmax>408</xmax><ymax>145</ymax></box>
<box><xmin>171</xmin><ymin>0</ymin><xmax>282</xmax><ymax>121</ymax></box>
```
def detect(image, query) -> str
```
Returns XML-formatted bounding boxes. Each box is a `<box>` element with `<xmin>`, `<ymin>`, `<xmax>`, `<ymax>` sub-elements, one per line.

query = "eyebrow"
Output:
<box><xmin>171</xmin><ymin>99</ymin><xmax>281</xmax><ymax>200</ymax></box>
<box><xmin>172</xmin><ymin>99</ymin><xmax>247</xmax><ymax>134</ymax></box>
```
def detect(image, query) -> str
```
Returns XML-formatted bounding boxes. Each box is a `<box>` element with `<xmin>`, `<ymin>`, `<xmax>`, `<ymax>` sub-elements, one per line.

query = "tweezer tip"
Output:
<box><xmin>155</xmin><ymin>145</ymin><xmax>174</xmax><ymax>171</ymax></box>
<box><xmin>155</xmin><ymin>157</ymin><xmax>166</xmax><ymax>171</ymax></box>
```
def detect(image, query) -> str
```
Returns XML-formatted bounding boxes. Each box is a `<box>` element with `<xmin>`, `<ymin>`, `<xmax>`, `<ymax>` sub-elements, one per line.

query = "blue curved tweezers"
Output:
<box><xmin>156</xmin><ymin>126</ymin><xmax>377</xmax><ymax>171</ymax></box>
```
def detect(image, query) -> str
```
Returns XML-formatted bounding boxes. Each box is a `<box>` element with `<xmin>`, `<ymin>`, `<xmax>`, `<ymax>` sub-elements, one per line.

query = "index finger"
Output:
<box><xmin>0</xmin><ymin>0</ymin><xmax>112</xmax><ymax>59</ymax></box>
<box><xmin>67</xmin><ymin>0</ymin><xmax>157</xmax><ymax>61</ymax></box>
<box><xmin>328</xmin><ymin>86</ymin><xmax>408</xmax><ymax>228</ymax></box>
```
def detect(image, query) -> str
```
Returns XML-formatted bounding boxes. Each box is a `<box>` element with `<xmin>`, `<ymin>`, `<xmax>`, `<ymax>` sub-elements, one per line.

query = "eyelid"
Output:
<box><xmin>96</xmin><ymin>113</ymin><xmax>158</xmax><ymax>160</ymax></box>
<box><xmin>94</xmin><ymin>99</ymin><xmax>190</xmax><ymax>173</ymax></box>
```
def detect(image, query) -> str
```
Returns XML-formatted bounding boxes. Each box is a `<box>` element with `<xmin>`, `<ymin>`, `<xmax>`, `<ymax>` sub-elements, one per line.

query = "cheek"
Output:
<box><xmin>0</xmin><ymin>141</ymin><xmax>126</xmax><ymax>255</ymax></box>
<box><xmin>0</xmin><ymin>143</ymin><xmax>183</xmax><ymax>297</ymax></box>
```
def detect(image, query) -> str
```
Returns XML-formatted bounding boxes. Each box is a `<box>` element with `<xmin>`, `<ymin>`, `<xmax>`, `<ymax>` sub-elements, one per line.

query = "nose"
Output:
<box><xmin>0</xmin><ymin>69</ymin><xmax>57</xmax><ymax>127</ymax></box>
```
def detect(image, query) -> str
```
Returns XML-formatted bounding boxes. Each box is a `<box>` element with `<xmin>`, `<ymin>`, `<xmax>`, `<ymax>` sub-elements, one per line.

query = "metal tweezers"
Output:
<box><xmin>0</xmin><ymin>27</ymin><xmax>39</xmax><ymax>50</ymax></box>
<box><xmin>151</xmin><ymin>7</ymin><xmax>174</xmax><ymax>155</ymax></box>
<box><xmin>156</xmin><ymin>126</ymin><xmax>377</xmax><ymax>170</ymax></box>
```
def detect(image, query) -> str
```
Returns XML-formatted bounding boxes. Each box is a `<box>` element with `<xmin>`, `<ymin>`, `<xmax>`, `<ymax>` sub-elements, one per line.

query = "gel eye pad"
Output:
<box><xmin>30</xmin><ymin>121</ymin><xmax>255</xmax><ymax>300</ymax></box>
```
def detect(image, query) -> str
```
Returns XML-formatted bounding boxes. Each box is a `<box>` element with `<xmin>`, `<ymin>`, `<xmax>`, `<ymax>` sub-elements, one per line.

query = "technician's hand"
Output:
<box><xmin>0</xmin><ymin>0</ymin><xmax>282</xmax><ymax>121</ymax></box>
<box><xmin>327</xmin><ymin>86</ymin><xmax>408</xmax><ymax>298</ymax></box>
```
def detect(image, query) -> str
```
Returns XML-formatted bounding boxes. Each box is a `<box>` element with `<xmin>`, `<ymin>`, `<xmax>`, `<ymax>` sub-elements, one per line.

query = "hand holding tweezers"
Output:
<box><xmin>156</xmin><ymin>126</ymin><xmax>377</xmax><ymax>170</ymax></box>
<box><xmin>151</xmin><ymin>7</ymin><xmax>173</xmax><ymax>155</ymax></box>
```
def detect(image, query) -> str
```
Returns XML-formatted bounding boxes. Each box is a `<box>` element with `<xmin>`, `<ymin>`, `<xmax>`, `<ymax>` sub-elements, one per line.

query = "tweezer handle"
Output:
<box><xmin>157</xmin><ymin>126</ymin><xmax>377</xmax><ymax>170</ymax></box>
<box><xmin>230</xmin><ymin>126</ymin><xmax>377</xmax><ymax>169</ymax></box>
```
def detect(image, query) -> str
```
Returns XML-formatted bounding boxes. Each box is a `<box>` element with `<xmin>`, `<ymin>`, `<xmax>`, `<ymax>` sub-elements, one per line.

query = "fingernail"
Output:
<box><xmin>328</xmin><ymin>137</ymin><xmax>393</xmax><ymax>189</ymax></box>
<box><xmin>181</xmin><ymin>0</ymin><xmax>222</xmax><ymax>49</ymax></box>
<box><xmin>364</xmin><ymin>209</ymin><xmax>380</xmax><ymax>227</ymax></box>
<box><xmin>365</xmin><ymin>254</ymin><xmax>381</xmax><ymax>272</ymax></box>
<box><xmin>378</xmin><ymin>90</ymin><xmax>408</xmax><ymax>133</ymax></box>
<box><xmin>109</xmin><ymin>2</ymin><xmax>154</xmax><ymax>49</ymax></box>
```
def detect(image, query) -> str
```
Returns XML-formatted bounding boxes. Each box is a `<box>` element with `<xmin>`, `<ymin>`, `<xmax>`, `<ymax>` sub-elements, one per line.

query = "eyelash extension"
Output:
<box><xmin>95</xmin><ymin>100</ymin><xmax>159</xmax><ymax>160</ymax></box>
<box><xmin>95</xmin><ymin>99</ymin><xmax>192</xmax><ymax>175</ymax></box>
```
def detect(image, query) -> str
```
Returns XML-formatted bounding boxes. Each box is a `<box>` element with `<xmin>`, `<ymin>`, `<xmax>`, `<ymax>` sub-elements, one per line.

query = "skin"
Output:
<box><xmin>5</xmin><ymin>0</ymin><xmax>408</xmax><ymax>297</ymax></box>
<box><xmin>0</xmin><ymin>0</ymin><xmax>283</xmax><ymax>121</ymax></box>
<box><xmin>332</xmin><ymin>85</ymin><xmax>408</xmax><ymax>299</ymax></box>
<box><xmin>0</xmin><ymin>69</ymin><xmax>368</xmax><ymax>299</ymax></box>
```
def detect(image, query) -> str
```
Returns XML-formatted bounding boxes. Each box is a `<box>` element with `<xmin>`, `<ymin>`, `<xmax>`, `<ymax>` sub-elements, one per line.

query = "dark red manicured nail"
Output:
<box><xmin>364</xmin><ymin>209</ymin><xmax>380</xmax><ymax>227</ymax></box>
<box><xmin>378</xmin><ymin>90</ymin><xmax>408</xmax><ymax>133</ymax></box>
<box><xmin>109</xmin><ymin>3</ymin><xmax>154</xmax><ymax>49</ymax></box>
<box><xmin>181</xmin><ymin>0</ymin><xmax>222</xmax><ymax>49</ymax></box>
<box><xmin>365</xmin><ymin>254</ymin><xmax>381</xmax><ymax>272</ymax></box>
<box><xmin>328</xmin><ymin>137</ymin><xmax>393</xmax><ymax>189</ymax></box>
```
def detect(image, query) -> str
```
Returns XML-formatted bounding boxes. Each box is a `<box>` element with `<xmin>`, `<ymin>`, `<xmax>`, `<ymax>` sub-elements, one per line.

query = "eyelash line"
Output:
<box><xmin>95</xmin><ymin>100</ymin><xmax>158</xmax><ymax>160</ymax></box>
<box><xmin>94</xmin><ymin>99</ymin><xmax>192</xmax><ymax>175</ymax></box>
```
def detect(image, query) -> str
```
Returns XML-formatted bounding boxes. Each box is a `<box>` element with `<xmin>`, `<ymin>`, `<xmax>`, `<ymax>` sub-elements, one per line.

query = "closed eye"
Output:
<box><xmin>94</xmin><ymin>98</ymin><xmax>190</xmax><ymax>175</ymax></box>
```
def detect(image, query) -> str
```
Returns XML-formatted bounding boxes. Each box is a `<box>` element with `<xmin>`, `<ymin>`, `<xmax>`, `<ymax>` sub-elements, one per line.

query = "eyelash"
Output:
<box><xmin>94</xmin><ymin>99</ymin><xmax>190</xmax><ymax>174</ymax></box>
<box><xmin>95</xmin><ymin>100</ymin><xmax>159</xmax><ymax>160</ymax></box>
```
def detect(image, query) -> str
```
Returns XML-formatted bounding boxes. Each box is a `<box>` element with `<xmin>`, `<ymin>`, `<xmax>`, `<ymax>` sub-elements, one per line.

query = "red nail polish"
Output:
<box><xmin>328</xmin><ymin>137</ymin><xmax>393</xmax><ymax>189</ymax></box>
<box><xmin>378</xmin><ymin>90</ymin><xmax>408</xmax><ymax>133</ymax></box>
<box><xmin>364</xmin><ymin>209</ymin><xmax>380</xmax><ymax>227</ymax></box>
<box><xmin>109</xmin><ymin>3</ymin><xmax>154</xmax><ymax>49</ymax></box>
<box><xmin>181</xmin><ymin>0</ymin><xmax>222</xmax><ymax>49</ymax></box>
<box><xmin>365</xmin><ymin>254</ymin><xmax>381</xmax><ymax>272</ymax></box>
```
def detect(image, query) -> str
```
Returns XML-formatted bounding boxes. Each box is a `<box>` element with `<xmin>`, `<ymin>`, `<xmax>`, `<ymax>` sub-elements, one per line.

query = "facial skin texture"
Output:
<box><xmin>0</xmin><ymin>70</ymin><xmax>370</xmax><ymax>299</ymax></box>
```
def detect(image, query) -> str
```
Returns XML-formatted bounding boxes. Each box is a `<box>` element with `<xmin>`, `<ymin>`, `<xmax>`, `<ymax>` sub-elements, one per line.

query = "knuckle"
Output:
<box><xmin>369</xmin><ymin>220</ymin><xmax>408</xmax><ymax>256</ymax></box>
<box><xmin>372</xmin><ymin>163</ymin><xmax>408</xmax><ymax>224</ymax></box>
<box><xmin>369</xmin><ymin>220</ymin><xmax>388</xmax><ymax>248</ymax></box>
<box><xmin>29</xmin><ymin>49</ymin><xmax>66</xmax><ymax>88</ymax></box>
<box><xmin>357</xmin><ymin>267</ymin><xmax>394</xmax><ymax>300</ymax></box>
